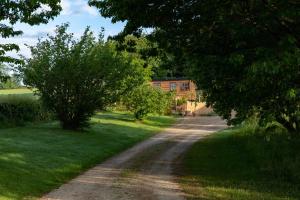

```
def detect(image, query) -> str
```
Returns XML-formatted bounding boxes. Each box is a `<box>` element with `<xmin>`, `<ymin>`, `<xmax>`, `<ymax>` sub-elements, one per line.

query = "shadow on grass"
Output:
<box><xmin>93</xmin><ymin>112</ymin><xmax>176</xmax><ymax>129</ymax></box>
<box><xmin>142</xmin><ymin>115</ymin><xmax>178</xmax><ymax>128</ymax></box>
<box><xmin>180</xmin><ymin>131</ymin><xmax>300</xmax><ymax>200</ymax></box>
<box><xmin>0</xmin><ymin>112</ymin><xmax>175</xmax><ymax>200</ymax></box>
<box><xmin>93</xmin><ymin>112</ymin><xmax>135</xmax><ymax>122</ymax></box>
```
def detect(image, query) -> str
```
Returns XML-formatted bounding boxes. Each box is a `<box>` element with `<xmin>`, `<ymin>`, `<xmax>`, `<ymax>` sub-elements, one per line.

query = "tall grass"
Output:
<box><xmin>234</xmin><ymin>118</ymin><xmax>300</xmax><ymax>183</ymax></box>
<box><xmin>180</xmin><ymin>118</ymin><xmax>300</xmax><ymax>200</ymax></box>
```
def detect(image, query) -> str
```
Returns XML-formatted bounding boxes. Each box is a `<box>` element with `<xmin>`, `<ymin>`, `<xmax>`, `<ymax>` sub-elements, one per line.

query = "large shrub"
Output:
<box><xmin>22</xmin><ymin>24</ymin><xmax>150</xmax><ymax>130</ymax></box>
<box><xmin>123</xmin><ymin>84</ymin><xmax>174</xmax><ymax>120</ymax></box>
<box><xmin>0</xmin><ymin>95</ymin><xmax>52</xmax><ymax>127</ymax></box>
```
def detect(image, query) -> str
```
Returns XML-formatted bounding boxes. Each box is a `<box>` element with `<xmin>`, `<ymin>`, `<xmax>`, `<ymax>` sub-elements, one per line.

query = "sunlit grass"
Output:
<box><xmin>0</xmin><ymin>88</ymin><xmax>34</xmax><ymax>95</ymax></box>
<box><xmin>0</xmin><ymin>112</ymin><xmax>176</xmax><ymax>200</ymax></box>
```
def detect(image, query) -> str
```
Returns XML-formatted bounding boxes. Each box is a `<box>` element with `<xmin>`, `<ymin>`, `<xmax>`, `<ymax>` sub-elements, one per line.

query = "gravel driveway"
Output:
<box><xmin>42</xmin><ymin>116</ymin><xmax>227</xmax><ymax>200</ymax></box>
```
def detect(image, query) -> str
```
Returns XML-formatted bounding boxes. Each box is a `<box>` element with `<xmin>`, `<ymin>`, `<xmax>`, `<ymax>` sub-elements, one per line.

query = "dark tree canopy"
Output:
<box><xmin>0</xmin><ymin>0</ymin><xmax>62</xmax><ymax>64</ymax></box>
<box><xmin>90</xmin><ymin>0</ymin><xmax>300</xmax><ymax>132</ymax></box>
<box><xmin>115</xmin><ymin>35</ymin><xmax>184</xmax><ymax>78</ymax></box>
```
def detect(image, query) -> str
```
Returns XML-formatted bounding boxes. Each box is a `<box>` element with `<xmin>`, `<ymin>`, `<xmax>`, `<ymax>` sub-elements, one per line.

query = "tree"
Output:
<box><xmin>115</xmin><ymin>35</ymin><xmax>180</xmax><ymax>78</ymax></box>
<box><xmin>0</xmin><ymin>0</ymin><xmax>61</xmax><ymax>64</ymax></box>
<box><xmin>90</xmin><ymin>0</ymin><xmax>300</xmax><ymax>132</ymax></box>
<box><xmin>123</xmin><ymin>84</ymin><xmax>174</xmax><ymax>120</ymax></box>
<box><xmin>22</xmin><ymin>24</ymin><xmax>150</xmax><ymax>130</ymax></box>
<box><xmin>0</xmin><ymin>64</ymin><xmax>9</xmax><ymax>86</ymax></box>
<box><xmin>0</xmin><ymin>64</ymin><xmax>21</xmax><ymax>89</ymax></box>
<box><xmin>2</xmin><ymin>75</ymin><xmax>21</xmax><ymax>89</ymax></box>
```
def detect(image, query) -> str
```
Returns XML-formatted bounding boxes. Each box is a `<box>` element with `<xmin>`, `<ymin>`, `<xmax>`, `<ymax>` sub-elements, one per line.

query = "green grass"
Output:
<box><xmin>0</xmin><ymin>112</ymin><xmax>176</xmax><ymax>200</ymax></box>
<box><xmin>180</xmin><ymin>125</ymin><xmax>300</xmax><ymax>200</ymax></box>
<box><xmin>0</xmin><ymin>88</ymin><xmax>35</xmax><ymax>100</ymax></box>
<box><xmin>0</xmin><ymin>88</ymin><xmax>33</xmax><ymax>95</ymax></box>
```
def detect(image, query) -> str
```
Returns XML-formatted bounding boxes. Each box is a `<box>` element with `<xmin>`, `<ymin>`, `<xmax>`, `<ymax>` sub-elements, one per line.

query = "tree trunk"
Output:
<box><xmin>276</xmin><ymin>116</ymin><xmax>295</xmax><ymax>133</ymax></box>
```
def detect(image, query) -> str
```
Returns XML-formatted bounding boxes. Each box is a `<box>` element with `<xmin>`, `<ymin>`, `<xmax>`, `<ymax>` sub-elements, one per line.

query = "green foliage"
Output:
<box><xmin>123</xmin><ymin>84</ymin><xmax>174</xmax><ymax>120</ymax></box>
<box><xmin>0</xmin><ymin>0</ymin><xmax>61</xmax><ymax>64</ymax></box>
<box><xmin>115</xmin><ymin>35</ymin><xmax>179</xmax><ymax>78</ymax></box>
<box><xmin>180</xmin><ymin>123</ymin><xmax>300</xmax><ymax>200</ymax></box>
<box><xmin>116</xmin><ymin>35</ymin><xmax>160</xmax><ymax>68</ymax></box>
<box><xmin>176</xmin><ymin>97</ymin><xmax>187</xmax><ymax>106</ymax></box>
<box><xmin>0</xmin><ymin>95</ymin><xmax>52</xmax><ymax>127</ymax></box>
<box><xmin>90</xmin><ymin>0</ymin><xmax>300</xmax><ymax>132</ymax></box>
<box><xmin>21</xmin><ymin>24</ymin><xmax>150</xmax><ymax>130</ymax></box>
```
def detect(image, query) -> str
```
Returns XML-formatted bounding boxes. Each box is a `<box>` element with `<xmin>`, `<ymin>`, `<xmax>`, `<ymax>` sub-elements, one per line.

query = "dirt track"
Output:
<box><xmin>42</xmin><ymin>116</ymin><xmax>227</xmax><ymax>200</ymax></box>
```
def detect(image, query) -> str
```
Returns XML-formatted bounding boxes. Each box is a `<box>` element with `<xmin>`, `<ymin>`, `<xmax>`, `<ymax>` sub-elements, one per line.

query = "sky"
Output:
<box><xmin>3</xmin><ymin>0</ymin><xmax>125</xmax><ymax>59</ymax></box>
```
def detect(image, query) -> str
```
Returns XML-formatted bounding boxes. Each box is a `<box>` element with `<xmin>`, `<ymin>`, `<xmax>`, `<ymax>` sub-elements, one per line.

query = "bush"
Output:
<box><xmin>22</xmin><ymin>24</ymin><xmax>150</xmax><ymax>130</ymax></box>
<box><xmin>231</xmin><ymin>118</ymin><xmax>300</xmax><ymax>182</ymax></box>
<box><xmin>123</xmin><ymin>84</ymin><xmax>174</xmax><ymax>120</ymax></box>
<box><xmin>176</xmin><ymin>97</ymin><xmax>187</xmax><ymax>106</ymax></box>
<box><xmin>0</xmin><ymin>95</ymin><xmax>52</xmax><ymax>127</ymax></box>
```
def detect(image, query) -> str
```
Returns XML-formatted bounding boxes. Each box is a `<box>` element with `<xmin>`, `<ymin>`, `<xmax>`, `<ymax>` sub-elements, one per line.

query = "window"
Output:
<box><xmin>180</xmin><ymin>82</ymin><xmax>190</xmax><ymax>91</ymax></box>
<box><xmin>153</xmin><ymin>82</ymin><xmax>161</xmax><ymax>88</ymax></box>
<box><xmin>170</xmin><ymin>82</ymin><xmax>177</xmax><ymax>91</ymax></box>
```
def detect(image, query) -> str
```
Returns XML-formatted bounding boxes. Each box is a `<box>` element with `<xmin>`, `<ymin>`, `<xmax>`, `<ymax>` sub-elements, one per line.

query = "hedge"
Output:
<box><xmin>0</xmin><ymin>94</ymin><xmax>53</xmax><ymax>127</ymax></box>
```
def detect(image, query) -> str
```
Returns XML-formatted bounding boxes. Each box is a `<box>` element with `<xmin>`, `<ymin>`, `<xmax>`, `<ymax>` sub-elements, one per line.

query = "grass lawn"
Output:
<box><xmin>0</xmin><ymin>112</ymin><xmax>176</xmax><ymax>200</ymax></box>
<box><xmin>0</xmin><ymin>88</ymin><xmax>33</xmax><ymax>95</ymax></box>
<box><xmin>179</xmin><ymin>126</ymin><xmax>300</xmax><ymax>200</ymax></box>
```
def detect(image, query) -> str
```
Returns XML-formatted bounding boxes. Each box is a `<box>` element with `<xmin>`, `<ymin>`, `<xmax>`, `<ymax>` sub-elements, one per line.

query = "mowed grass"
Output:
<box><xmin>0</xmin><ymin>112</ymin><xmax>176</xmax><ymax>200</ymax></box>
<box><xmin>0</xmin><ymin>88</ymin><xmax>33</xmax><ymax>95</ymax></box>
<box><xmin>180</xmin><ymin>125</ymin><xmax>300</xmax><ymax>200</ymax></box>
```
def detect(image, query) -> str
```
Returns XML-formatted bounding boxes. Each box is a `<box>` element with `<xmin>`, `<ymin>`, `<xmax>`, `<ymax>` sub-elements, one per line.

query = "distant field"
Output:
<box><xmin>0</xmin><ymin>88</ymin><xmax>34</xmax><ymax>95</ymax></box>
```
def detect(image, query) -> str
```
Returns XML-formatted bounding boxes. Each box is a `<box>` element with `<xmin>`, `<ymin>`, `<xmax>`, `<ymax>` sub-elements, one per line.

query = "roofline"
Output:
<box><xmin>151</xmin><ymin>77</ymin><xmax>190</xmax><ymax>81</ymax></box>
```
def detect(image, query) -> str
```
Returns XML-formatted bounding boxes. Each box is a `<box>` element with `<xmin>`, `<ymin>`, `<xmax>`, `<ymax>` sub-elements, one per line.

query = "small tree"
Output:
<box><xmin>123</xmin><ymin>84</ymin><xmax>174</xmax><ymax>120</ymax></box>
<box><xmin>22</xmin><ymin>24</ymin><xmax>150</xmax><ymax>130</ymax></box>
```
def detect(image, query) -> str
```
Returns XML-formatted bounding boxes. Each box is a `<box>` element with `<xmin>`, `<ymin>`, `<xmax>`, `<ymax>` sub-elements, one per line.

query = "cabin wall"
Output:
<box><xmin>151</xmin><ymin>79</ymin><xmax>214</xmax><ymax>116</ymax></box>
<box><xmin>151</xmin><ymin>80</ymin><xmax>197</xmax><ymax>100</ymax></box>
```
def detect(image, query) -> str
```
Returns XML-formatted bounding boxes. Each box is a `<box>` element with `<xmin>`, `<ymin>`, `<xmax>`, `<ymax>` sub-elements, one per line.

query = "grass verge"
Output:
<box><xmin>179</xmin><ymin>124</ymin><xmax>300</xmax><ymax>200</ymax></box>
<box><xmin>0</xmin><ymin>112</ymin><xmax>175</xmax><ymax>200</ymax></box>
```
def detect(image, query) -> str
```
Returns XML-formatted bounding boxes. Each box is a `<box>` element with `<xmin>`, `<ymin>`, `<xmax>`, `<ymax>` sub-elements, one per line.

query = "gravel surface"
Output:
<box><xmin>42</xmin><ymin>116</ymin><xmax>227</xmax><ymax>200</ymax></box>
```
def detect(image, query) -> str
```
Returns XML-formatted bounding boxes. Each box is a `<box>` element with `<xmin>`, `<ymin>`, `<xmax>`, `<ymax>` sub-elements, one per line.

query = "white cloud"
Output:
<box><xmin>34</xmin><ymin>4</ymin><xmax>52</xmax><ymax>15</ymax></box>
<box><xmin>1</xmin><ymin>24</ymin><xmax>56</xmax><ymax>59</ymax></box>
<box><xmin>2</xmin><ymin>37</ymin><xmax>37</xmax><ymax>59</ymax></box>
<box><xmin>0</xmin><ymin>0</ymin><xmax>124</xmax><ymax>60</ymax></box>
<box><xmin>61</xmin><ymin>0</ymin><xmax>72</xmax><ymax>15</ymax></box>
<box><xmin>82</xmin><ymin>5</ymin><xmax>98</xmax><ymax>16</ymax></box>
<box><xmin>63</xmin><ymin>0</ymin><xmax>99</xmax><ymax>17</ymax></box>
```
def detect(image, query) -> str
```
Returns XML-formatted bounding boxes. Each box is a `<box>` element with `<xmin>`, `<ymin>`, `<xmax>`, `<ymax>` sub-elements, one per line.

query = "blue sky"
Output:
<box><xmin>4</xmin><ymin>0</ymin><xmax>125</xmax><ymax>58</ymax></box>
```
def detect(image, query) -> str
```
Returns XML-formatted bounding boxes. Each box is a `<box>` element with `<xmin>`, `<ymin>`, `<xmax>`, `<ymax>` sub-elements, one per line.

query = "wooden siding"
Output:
<box><xmin>151</xmin><ymin>80</ymin><xmax>197</xmax><ymax>100</ymax></box>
